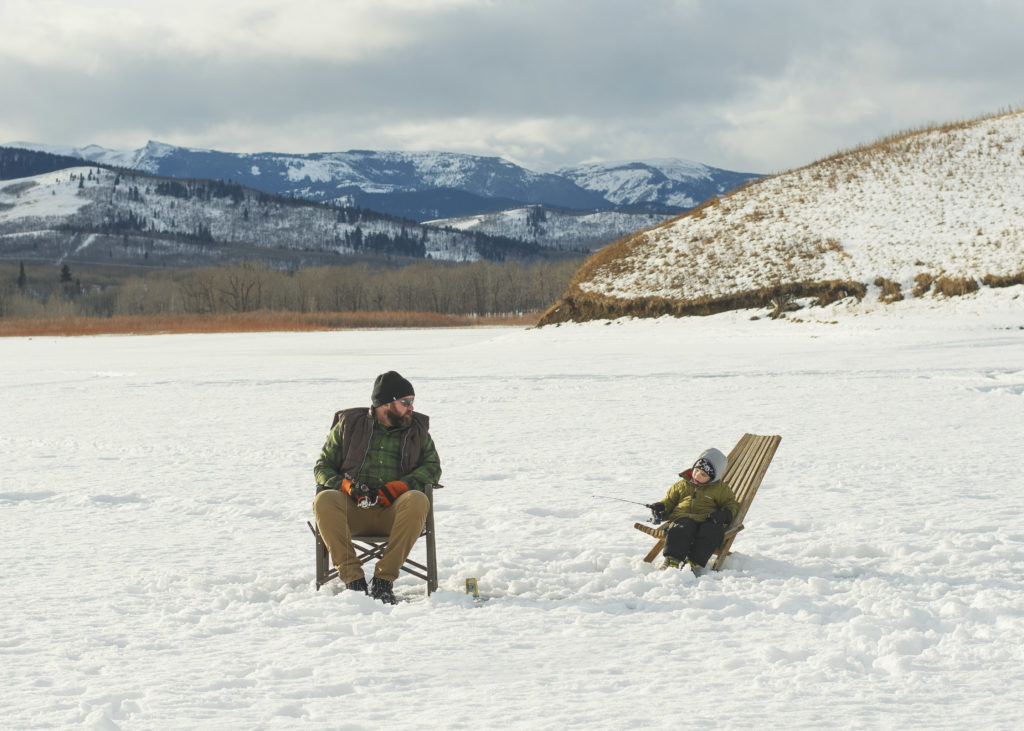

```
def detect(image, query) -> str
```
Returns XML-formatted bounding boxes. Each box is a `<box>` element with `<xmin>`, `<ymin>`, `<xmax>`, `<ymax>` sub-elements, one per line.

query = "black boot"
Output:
<box><xmin>370</xmin><ymin>577</ymin><xmax>397</xmax><ymax>605</ymax></box>
<box><xmin>346</xmin><ymin>577</ymin><xmax>368</xmax><ymax>594</ymax></box>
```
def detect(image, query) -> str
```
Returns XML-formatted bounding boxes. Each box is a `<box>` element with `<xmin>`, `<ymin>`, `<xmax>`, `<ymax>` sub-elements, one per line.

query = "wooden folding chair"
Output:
<box><xmin>635</xmin><ymin>433</ymin><xmax>781</xmax><ymax>571</ymax></box>
<box><xmin>308</xmin><ymin>482</ymin><xmax>440</xmax><ymax>595</ymax></box>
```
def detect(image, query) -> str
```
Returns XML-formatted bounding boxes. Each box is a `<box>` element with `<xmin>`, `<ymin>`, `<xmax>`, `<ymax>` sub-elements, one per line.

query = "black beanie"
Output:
<box><xmin>371</xmin><ymin>371</ymin><xmax>414</xmax><ymax>407</ymax></box>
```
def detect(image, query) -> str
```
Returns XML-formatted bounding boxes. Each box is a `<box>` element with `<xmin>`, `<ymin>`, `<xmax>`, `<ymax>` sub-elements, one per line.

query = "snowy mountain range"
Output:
<box><xmin>6</xmin><ymin>141</ymin><xmax>760</xmax><ymax>220</ymax></box>
<box><xmin>2</xmin><ymin>141</ymin><xmax>760</xmax><ymax>258</ymax></box>
<box><xmin>540</xmin><ymin>110</ymin><xmax>1024</xmax><ymax>324</ymax></box>
<box><xmin>0</xmin><ymin>163</ymin><xmax>553</xmax><ymax>269</ymax></box>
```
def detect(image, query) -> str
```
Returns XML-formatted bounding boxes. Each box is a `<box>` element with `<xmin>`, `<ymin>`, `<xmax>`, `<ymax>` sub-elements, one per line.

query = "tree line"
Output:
<box><xmin>0</xmin><ymin>258</ymin><xmax>584</xmax><ymax>320</ymax></box>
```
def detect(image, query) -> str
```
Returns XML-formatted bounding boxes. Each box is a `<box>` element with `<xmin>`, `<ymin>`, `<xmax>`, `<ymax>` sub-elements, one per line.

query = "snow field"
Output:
<box><xmin>1</xmin><ymin>291</ymin><xmax>1023</xmax><ymax>729</ymax></box>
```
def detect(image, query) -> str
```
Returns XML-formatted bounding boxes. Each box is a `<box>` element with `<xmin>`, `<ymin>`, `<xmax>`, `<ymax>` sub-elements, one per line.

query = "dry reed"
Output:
<box><xmin>0</xmin><ymin>310</ymin><xmax>539</xmax><ymax>337</ymax></box>
<box><xmin>931</xmin><ymin>276</ymin><xmax>980</xmax><ymax>297</ymax></box>
<box><xmin>874</xmin><ymin>277</ymin><xmax>904</xmax><ymax>303</ymax></box>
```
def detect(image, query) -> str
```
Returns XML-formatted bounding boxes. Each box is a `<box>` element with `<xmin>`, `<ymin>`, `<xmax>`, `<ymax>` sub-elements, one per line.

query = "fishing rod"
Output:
<box><xmin>591</xmin><ymin>495</ymin><xmax>651</xmax><ymax>508</ymax></box>
<box><xmin>591</xmin><ymin>494</ymin><xmax>663</xmax><ymax>523</ymax></box>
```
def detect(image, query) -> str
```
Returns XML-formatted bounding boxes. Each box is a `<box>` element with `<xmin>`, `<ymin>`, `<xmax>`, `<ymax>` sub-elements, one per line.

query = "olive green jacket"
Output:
<box><xmin>660</xmin><ymin>469</ymin><xmax>740</xmax><ymax>525</ymax></box>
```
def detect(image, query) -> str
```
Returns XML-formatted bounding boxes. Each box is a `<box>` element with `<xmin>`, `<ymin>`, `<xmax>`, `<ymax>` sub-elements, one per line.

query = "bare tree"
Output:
<box><xmin>217</xmin><ymin>261</ymin><xmax>266</xmax><ymax>312</ymax></box>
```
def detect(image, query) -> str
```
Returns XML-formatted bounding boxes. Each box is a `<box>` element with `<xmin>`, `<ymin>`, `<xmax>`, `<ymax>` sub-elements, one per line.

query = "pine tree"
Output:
<box><xmin>60</xmin><ymin>264</ymin><xmax>73</xmax><ymax>283</ymax></box>
<box><xmin>17</xmin><ymin>261</ymin><xmax>27</xmax><ymax>290</ymax></box>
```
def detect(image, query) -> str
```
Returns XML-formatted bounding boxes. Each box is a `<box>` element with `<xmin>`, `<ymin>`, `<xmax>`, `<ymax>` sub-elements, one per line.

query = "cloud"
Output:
<box><xmin>2</xmin><ymin>0</ymin><xmax>1023</xmax><ymax>173</ymax></box>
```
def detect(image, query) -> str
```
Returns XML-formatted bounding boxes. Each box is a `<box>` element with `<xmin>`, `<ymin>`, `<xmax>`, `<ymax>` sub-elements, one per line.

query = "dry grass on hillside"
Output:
<box><xmin>0</xmin><ymin>310</ymin><xmax>539</xmax><ymax>337</ymax></box>
<box><xmin>800</xmin><ymin>108</ymin><xmax>1023</xmax><ymax>175</ymax></box>
<box><xmin>537</xmin><ymin>279</ymin><xmax>867</xmax><ymax>325</ymax></box>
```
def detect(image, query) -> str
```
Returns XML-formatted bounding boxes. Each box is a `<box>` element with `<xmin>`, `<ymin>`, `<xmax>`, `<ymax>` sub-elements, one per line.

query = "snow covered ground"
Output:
<box><xmin>2</xmin><ymin>290</ymin><xmax>1023</xmax><ymax>729</ymax></box>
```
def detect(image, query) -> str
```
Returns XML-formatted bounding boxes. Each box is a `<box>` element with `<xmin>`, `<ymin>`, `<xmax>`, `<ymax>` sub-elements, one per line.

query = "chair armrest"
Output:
<box><xmin>723</xmin><ymin>523</ymin><xmax>744</xmax><ymax>539</ymax></box>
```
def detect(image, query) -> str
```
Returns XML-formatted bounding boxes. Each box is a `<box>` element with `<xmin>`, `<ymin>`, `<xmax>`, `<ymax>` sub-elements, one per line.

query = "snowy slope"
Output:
<box><xmin>0</xmin><ymin>166</ymin><xmax>548</xmax><ymax>267</ymax></box>
<box><xmin>1</xmin><ymin>293</ymin><xmax>1022</xmax><ymax>729</ymax></box>
<box><xmin>424</xmin><ymin>206</ymin><xmax>670</xmax><ymax>251</ymax></box>
<box><xmin>4</xmin><ymin>142</ymin><xmax>154</xmax><ymax>170</ymax></box>
<box><xmin>558</xmin><ymin>157</ymin><xmax>760</xmax><ymax>209</ymax></box>
<box><xmin>0</xmin><ymin>167</ymin><xmax>94</xmax><ymax>219</ymax></box>
<box><xmin>569</xmin><ymin>111</ymin><xmax>1024</xmax><ymax>307</ymax></box>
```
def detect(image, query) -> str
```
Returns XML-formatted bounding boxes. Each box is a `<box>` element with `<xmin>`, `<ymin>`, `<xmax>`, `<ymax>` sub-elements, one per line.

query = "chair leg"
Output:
<box><xmin>308</xmin><ymin>521</ymin><xmax>337</xmax><ymax>590</ymax></box>
<box><xmin>424</xmin><ymin>484</ymin><xmax>438</xmax><ymax>595</ymax></box>
<box><xmin>711</xmin><ymin>536</ymin><xmax>735</xmax><ymax>571</ymax></box>
<box><xmin>643</xmin><ymin>539</ymin><xmax>665</xmax><ymax>563</ymax></box>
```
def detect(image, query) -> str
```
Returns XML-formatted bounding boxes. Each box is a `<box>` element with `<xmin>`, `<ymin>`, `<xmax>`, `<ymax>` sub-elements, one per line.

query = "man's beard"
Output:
<box><xmin>387</xmin><ymin>403</ymin><xmax>413</xmax><ymax>427</ymax></box>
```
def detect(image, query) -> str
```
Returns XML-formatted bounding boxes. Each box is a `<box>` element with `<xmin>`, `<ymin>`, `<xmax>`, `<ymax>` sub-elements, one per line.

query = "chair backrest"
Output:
<box><xmin>722</xmin><ymin>433</ymin><xmax>782</xmax><ymax>528</ymax></box>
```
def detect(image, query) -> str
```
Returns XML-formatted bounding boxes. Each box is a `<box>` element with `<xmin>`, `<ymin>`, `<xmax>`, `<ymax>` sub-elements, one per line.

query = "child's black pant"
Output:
<box><xmin>663</xmin><ymin>518</ymin><xmax>725</xmax><ymax>567</ymax></box>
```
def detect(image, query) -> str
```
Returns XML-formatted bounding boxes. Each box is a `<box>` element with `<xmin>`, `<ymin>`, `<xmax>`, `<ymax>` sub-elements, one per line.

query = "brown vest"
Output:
<box><xmin>331</xmin><ymin>407</ymin><xmax>431</xmax><ymax>480</ymax></box>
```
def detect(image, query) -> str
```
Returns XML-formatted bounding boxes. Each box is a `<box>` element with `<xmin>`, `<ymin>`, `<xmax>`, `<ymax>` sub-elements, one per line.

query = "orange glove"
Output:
<box><xmin>340</xmin><ymin>477</ymin><xmax>373</xmax><ymax>504</ymax></box>
<box><xmin>375</xmin><ymin>481</ymin><xmax>409</xmax><ymax>507</ymax></box>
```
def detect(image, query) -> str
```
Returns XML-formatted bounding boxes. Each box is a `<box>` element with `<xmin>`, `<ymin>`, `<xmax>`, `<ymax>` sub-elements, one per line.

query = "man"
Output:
<box><xmin>313</xmin><ymin>371</ymin><xmax>441</xmax><ymax>604</ymax></box>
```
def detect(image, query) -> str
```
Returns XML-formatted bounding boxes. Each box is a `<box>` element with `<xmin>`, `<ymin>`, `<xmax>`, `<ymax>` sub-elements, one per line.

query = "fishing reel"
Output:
<box><xmin>345</xmin><ymin>474</ymin><xmax>378</xmax><ymax>509</ymax></box>
<box><xmin>647</xmin><ymin>502</ymin><xmax>666</xmax><ymax>524</ymax></box>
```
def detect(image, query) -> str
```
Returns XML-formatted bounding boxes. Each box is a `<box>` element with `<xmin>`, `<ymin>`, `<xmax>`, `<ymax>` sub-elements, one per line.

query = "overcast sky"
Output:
<box><xmin>2</xmin><ymin>0</ymin><xmax>1022</xmax><ymax>174</ymax></box>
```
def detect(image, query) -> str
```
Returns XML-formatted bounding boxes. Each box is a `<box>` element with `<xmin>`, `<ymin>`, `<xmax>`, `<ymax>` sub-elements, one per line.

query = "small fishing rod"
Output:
<box><xmin>591</xmin><ymin>494</ymin><xmax>663</xmax><ymax>523</ymax></box>
<box><xmin>591</xmin><ymin>495</ymin><xmax>651</xmax><ymax>508</ymax></box>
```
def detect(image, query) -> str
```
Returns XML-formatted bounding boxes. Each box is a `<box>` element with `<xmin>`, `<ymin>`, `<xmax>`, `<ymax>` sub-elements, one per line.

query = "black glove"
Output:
<box><xmin>647</xmin><ymin>502</ymin><xmax>666</xmax><ymax>523</ymax></box>
<box><xmin>707</xmin><ymin>508</ymin><xmax>732</xmax><ymax>525</ymax></box>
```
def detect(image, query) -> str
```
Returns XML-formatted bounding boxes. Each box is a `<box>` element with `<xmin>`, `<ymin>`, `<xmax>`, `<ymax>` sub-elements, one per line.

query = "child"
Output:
<box><xmin>648</xmin><ymin>447</ymin><xmax>739</xmax><ymax>573</ymax></box>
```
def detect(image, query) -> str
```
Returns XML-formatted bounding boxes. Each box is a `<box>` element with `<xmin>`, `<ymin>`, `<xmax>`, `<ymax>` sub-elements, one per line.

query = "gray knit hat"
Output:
<box><xmin>371</xmin><ymin>371</ymin><xmax>414</xmax><ymax>407</ymax></box>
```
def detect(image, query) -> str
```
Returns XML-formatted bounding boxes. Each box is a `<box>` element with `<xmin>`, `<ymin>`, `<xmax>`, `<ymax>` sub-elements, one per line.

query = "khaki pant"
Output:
<box><xmin>312</xmin><ymin>489</ymin><xmax>430</xmax><ymax>583</ymax></box>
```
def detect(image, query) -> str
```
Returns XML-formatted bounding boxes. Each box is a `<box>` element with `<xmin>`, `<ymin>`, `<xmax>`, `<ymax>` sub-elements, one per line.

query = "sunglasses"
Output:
<box><xmin>397</xmin><ymin>398</ymin><xmax>414</xmax><ymax>407</ymax></box>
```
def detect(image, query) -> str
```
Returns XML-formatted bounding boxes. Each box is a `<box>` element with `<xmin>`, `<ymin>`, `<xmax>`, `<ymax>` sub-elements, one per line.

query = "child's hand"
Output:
<box><xmin>708</xmin><ymin>508</ymin><xmax>732</xmax><ymax>524</ymax></box>
<box><xmin>647</xmin><ymin>501</ymin><xmax>666</xmax><ymax>523</ymax></box>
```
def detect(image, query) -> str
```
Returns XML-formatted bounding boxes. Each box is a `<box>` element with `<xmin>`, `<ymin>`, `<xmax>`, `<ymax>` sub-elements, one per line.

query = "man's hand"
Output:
<box><xmin>647</xmin><ymin>501</ymin><xmax>666</xmax><ymax>524</ymax></box>
<box><xmin>341</xmin><ymin>477</ymin><xmax>376</xmax><ymax>507</ymax></box>
<box><xmin>375</xmin><ymin>481</ymin><xmax>409</xmax><ymax>507</ymax></box>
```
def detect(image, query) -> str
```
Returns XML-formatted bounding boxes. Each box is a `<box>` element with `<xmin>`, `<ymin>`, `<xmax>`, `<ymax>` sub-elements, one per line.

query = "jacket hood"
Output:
<box><xmin>679</xmin><ymin>447</ymin><xmax>728</xmax><ymax>483</ymax></box>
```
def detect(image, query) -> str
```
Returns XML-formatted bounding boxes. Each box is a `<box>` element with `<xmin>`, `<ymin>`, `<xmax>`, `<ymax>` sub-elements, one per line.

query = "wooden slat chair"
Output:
<box><xmin>307</xmin><ymin>482</ymin><xmax>440</xmax><ymax>595</ymax></box>
<box><xmin>635</xmin><ymin>433</ymin><xmax>781</xmax><ymax>571</ymax></box>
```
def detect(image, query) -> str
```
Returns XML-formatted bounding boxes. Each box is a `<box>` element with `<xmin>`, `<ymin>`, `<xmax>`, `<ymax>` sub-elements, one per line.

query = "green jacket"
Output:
<box><xmin>314</xmin><ymin>407</ymin><xmax>441</xmax><ymax>494</ymax></box>
<box><xmin>660</xmin><ymin>469</ymin><xmax>740</xmax><ymax>525</ymax></box>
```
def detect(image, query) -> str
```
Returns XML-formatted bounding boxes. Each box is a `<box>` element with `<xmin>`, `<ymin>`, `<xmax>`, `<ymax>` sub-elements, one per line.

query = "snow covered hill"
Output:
<box><xmin>424</xmin><ymin>206</ymin><xmax>670</xmax><ymax>251</ymax></box>
<box><xmin>558</xmin><ymin>158</ymin><xmax>759</xmax><ymax>210</ymax></box>
<box><xmin>0</xmin><ymin>166</ymin><xmax>546</xmax><ymax>268</ymax></box>
<box><xmin>540</xmin><ymin>111</ymin><xmax>1024</xmax><ymax>324</ymax></box>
